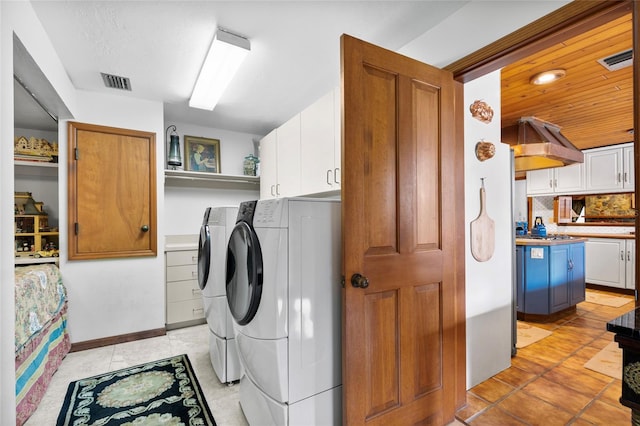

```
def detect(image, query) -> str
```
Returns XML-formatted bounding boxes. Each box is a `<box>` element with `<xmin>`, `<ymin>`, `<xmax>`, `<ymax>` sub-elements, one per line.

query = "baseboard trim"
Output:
<box><xmin>69</xmin><ymin>327</ymin><xmax>167</xmax><ymax>353</ymax></box>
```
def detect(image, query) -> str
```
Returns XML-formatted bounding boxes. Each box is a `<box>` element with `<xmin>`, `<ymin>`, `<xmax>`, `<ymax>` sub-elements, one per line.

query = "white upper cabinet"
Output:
<box><xmin>526</xmin><ymin>162</ymin><xmax>584</xmax><ymax>195</ymax></box>
<box><xmin>259</xmin><ymin>115</ymin><xmax>302</xmax><ymax>199</ymax></box>
<box><xmin>584</xmin><ymin>143</ymin><xmax>633</xmax><ymax>193</ymax></box>
<box><xmin>300</xmin><ymin>89</ymin><xmax>339</xmax><ymax>195</ymax></box>
<box><xmin>259</xmin><ymin>129</ymin><xmax>278</xmax><ymax>199</ymax></box>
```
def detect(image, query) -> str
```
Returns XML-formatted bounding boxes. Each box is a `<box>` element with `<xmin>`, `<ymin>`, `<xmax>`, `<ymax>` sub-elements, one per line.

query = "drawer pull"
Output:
<box><xmin>192</xmin><ymin>288</ymin><xmax>201</xmax><ymax>296</ymax></box>
<box><xmin>192</xmin><ymin>271</ymin><xmax>197</xmax><ymax>277</ymax></box>
<box><xmin>191</xmin><ymin>256</ymin><xmax>197</xmax><ymax>262</ymax></box>
<box><xmin>193</xmin><ymin>308</ymin><xmax>204</xmax><ymax>316</ymax></box>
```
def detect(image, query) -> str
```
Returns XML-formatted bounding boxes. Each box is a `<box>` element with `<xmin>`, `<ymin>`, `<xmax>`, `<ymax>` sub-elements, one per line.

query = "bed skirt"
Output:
<box><xmin>15</xmin><ymin>304</ymin><xmax>70</xmax><ymax>426</ymax></box>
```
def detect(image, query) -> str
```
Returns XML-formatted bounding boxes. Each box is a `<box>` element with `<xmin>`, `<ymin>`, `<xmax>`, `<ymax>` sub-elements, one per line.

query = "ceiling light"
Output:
<box><xmin>529</xmin><ymin>69</ymin><xmax>566</xmax><ymax>85</ymax></box>
<box><xmin>189</xmin><ymin>28</ymin><xmax>250</xmax><ymax>111</ymax></box>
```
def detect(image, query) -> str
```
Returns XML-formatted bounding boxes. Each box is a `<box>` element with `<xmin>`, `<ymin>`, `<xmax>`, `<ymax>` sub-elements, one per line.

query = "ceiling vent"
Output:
<box><xmin>101</xmin><ymin>72</ymin><xmax>132</xmax><ymax>91</ymax></box>
<box><xmin>597</xmin><ymin>49</ymin><xmax>633</xmax><ymax>71</ymax></box>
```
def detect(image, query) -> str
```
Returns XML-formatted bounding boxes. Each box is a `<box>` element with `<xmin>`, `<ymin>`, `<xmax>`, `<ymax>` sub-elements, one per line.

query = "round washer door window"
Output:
<box><xmin>197</xmin><ymin>224</ymin><xmax>210</xmax><ymax>291</ymax></box>
<box><xmin>226</xmin><ymin>221</ymin><xmax>263</xmax><ymax>325</ymax></box>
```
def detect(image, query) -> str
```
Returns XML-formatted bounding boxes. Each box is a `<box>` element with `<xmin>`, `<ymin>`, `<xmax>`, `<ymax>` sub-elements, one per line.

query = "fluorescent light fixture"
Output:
<box><xmin>189</xmin><ymin>28</ymin><xmax>250</xmax><ymax>110</ymax></box>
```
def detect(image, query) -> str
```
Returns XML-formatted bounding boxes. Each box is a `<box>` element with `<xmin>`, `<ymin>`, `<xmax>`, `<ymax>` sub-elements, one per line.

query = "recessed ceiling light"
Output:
<box><xmin>529</xmin><ymin>69</ymin><xmax>566</xmax><ymax>85</ymax></box>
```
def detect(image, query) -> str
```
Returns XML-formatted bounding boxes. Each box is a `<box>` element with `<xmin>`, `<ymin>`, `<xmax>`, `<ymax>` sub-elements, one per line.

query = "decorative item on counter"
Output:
<box><xmin>243</xmin><ymin>154</ymin><xmax>259</xmax><ymax>176</ymax></box>
<box><xmin>14</xmin><ymin>136</ymin><xmax>58</xmax><ymax>162</ymax></box>
<box><xmin>470</xmin><ymin>178</ymin><xmax>495</xmax><ymax>262</ymax></box>
<box><xmin>184</xmin><ymin>135</ymin><xmax>221</xmax><ymax>173</ymax></box>
<box><xmin>469</xmin><ymin>99</ymin><xmax>494</xmax><ymax>123</ymax></box>
<box><xmin>475</xmin><ymin>140</ymin><xmax>496</xmax><ymax>162</ymax></box>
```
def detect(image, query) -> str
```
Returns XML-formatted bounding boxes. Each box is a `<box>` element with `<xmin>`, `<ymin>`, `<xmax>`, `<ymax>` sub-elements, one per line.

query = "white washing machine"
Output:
<box><xmin>226</xmin><ymin>198</ymin><xmax>342</xmax><ymax>425</ymax></box>
<box><xmin>197</xmin><ymin>206</ymin><xmax>241</xmax><ymax>384</ymax></box>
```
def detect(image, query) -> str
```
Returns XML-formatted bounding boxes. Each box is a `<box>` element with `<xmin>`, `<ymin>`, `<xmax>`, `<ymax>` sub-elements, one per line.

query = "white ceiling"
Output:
<box><xmin>20</xmin><ymin>1</ymin><xmax>470</xmax><ymax>136</ymax></box>
<box><xmin>17</xmin><ymin>1</ymin><xmax>571</xmax><ymax>137</ymax></box>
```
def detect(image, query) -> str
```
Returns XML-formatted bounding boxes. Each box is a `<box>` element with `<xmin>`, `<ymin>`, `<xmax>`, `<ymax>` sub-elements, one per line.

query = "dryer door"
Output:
<box><xmin>197</xmin><ymin>224</ymin><xmax>211</xmax><ymax>290</ymax></box>
<box><xmin>226</xmin><ymin>221</ymin><xmax>263</xmax><ymax>325</ymax></box>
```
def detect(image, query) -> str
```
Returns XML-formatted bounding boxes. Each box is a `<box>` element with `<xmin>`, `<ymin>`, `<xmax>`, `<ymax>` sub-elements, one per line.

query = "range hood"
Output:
<box><xmin>502</xmin><ymin>116</ymin><xmax>584</xmax><ymax>172</ymax></box>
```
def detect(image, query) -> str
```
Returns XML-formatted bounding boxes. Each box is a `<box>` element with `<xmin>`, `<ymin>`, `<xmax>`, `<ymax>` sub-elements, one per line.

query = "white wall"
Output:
<box><xmin>163</xmin><ymin>121</ymin><xmax>260</xmax><ymax>236</ymax></box>
<box><xmin>58</xmin><ymin>90</ymin><xmax>166</xmax><ymax>343</ymax></box>
<box><xmin>1</xmin><ymin>2</ymin><xmax>77</xmax><ymax>423</ymax></box>
<box><xmin>463</xmin><ymin>70</ymin><xmax>513</xmax><ymax>387</ymax></box>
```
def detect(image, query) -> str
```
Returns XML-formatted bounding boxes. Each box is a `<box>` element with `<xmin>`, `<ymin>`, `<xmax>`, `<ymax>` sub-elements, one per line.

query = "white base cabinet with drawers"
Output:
<box><xmin>585</xmin><ymin>238</ymin><xmax>635</xmax><ymax>289</ymax></box>
<box><xmin>165</xmin><ymin>249</ymin><xmax>205</xmax><ymax>329</ymax></box>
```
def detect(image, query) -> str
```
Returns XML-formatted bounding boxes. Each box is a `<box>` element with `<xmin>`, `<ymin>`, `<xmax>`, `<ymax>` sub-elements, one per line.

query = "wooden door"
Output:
<box><xmin>68</xmin><ymin>121</ymin><xmax>157</xmax><ymax>260</ymax></box>
<box><xmin>341</xmin><ymin>35</ymin><xmax>465</xmax><ymax>425</ymax></box>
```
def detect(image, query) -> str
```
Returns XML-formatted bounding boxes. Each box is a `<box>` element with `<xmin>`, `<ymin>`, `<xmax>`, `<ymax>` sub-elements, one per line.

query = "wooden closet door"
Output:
<box><xmin>68</xmin><ymin>122</ymin><xmax>157</xmax><ymax>260</ymax></box>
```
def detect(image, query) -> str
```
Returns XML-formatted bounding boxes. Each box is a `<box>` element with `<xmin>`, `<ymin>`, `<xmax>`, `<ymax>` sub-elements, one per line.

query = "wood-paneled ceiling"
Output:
<box><xmin>501</xmin><ymin>13</ymin><xmax>632</xmax><ymax>151</ymax></box>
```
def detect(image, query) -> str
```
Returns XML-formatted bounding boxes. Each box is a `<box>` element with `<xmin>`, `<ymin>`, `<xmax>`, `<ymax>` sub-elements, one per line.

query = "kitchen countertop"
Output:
<box><xmin>607</xmin><ymin>307</ymin><xmax>640</xmax><ymax>338</ymax></box>
<box><xmin>564</xmin><ymin>232</ymin><xmax>635</xmax><ymax>240</ymax></box>
<box><xmin>515</xmin><ymin>236</ymin><xmax>588</xmax><ymax>246</ymax></box>
<box><xmin>165</xmin><ymin>234</ymin><xmax>198</xmax><ymax>252</ymax></box>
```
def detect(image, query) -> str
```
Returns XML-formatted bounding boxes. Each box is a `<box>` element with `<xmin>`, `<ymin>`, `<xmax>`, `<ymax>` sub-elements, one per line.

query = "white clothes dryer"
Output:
<box><xmin>197</xmin><ymin>206</ymin><xmax>241</xmax><ymax>384</ymax></box>
<box><xmin>226</xmin><ymin>198</ymin><xmax>342</xmax><ymax>425</ymax></box>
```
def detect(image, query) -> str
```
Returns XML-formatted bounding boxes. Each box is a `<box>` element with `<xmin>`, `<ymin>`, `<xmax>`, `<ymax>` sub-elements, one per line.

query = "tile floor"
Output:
<box><xmin>25</xmin><ymin>324</ymin><xmax>248</xmax><ymax>425</ymax></box>
<box><xmin>456</xmin><ymin>289</ymin><xmax>636</xmax><ymax>426</ymax></box>
<box><xmin>25</xmin><ymin>289</ymin><xmax>635</xmax><ymax>426</ymax></box>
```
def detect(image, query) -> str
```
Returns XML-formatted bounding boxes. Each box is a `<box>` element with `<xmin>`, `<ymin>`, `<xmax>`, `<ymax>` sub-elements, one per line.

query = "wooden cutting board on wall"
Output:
<box><xmin>470</xmin><ymin>182</ymin><xmax>495</xmax><ymax>262</ymax></box>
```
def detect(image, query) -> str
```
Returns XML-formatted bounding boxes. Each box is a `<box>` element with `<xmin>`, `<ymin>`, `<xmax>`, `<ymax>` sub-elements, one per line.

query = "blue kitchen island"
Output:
<box><xmin>516</xmin><ymin>237</ymin><xmax>588</xmax><ymax>321</ymax></box>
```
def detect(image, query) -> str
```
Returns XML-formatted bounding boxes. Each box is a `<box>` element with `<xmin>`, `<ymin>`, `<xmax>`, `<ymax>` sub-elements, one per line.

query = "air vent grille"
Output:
<box><xmin>597</xmin><ymin>49</ymin><xmax>633</xmax><ymax>71</ymax></box>
<box><xmin>101</xmin><ymin>72</ymin><xmax>132</xmax><ymax>91</ymax></box>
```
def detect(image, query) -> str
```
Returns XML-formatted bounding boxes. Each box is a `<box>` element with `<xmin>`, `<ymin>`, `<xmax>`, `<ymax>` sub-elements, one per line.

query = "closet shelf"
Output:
<box><xmin>15</xmin><ymin>160</ymin><xmax>58</xmax><ymax>177</ymax></box>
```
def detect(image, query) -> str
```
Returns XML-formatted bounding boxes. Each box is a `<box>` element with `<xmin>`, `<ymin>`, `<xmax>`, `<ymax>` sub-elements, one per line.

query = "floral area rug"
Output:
<box><xmin>56</xmin><ymin>354</ymin><xmax>215</xmax><ymax>425</ymax></box>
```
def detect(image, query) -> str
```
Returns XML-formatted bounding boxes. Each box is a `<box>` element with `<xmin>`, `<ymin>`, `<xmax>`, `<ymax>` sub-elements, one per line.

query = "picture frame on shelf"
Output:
<box><xmin>184</xmin><ymin>135</ymin><xmax>221</xmax><ymax>173</ymax></box>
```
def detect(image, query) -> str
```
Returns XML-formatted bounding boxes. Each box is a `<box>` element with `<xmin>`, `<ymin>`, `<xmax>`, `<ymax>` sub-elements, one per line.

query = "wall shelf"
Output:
<box><xmin>15</xmin><ymin>160</ymin><xmax>58</xmax><ymax>177</ymax></box>
<box><xmin>164</xmin><ymin>169</ymin><xmax>260</xmax><ymax>190</ymax></box>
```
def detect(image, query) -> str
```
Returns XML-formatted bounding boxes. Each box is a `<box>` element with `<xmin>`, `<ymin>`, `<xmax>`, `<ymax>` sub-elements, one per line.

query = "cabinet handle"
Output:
<box><xmin>621</xmin><ymin>250</ymin><xmax>625</xmax><ymax>261</ymax></box>
<box><xmin>568</xmin><ymin>259</ymin><xmax>574</xmax><ymax>270</ymax></box>
<box><xmin>192</xmin><ymin>288</ymin><xmax>201</xmax><ymax>296</ymax></box>
<box><xmin>327</xmin><ymin>169</ymin><xmax>332</xmax><ymax>185</ymax></box>
<box><xmin>625</xmin><ymin>172</ymin><xmax>628</xmax><ymax>183</ymax></box>
<box><xmin>276</xmin><ymin>183</ymin><xmax>281</xmax><ymax>196</ymax></box>
<box><xmin>554</xmin><ymin>179</ymin><xmax>557</xmax><ymax>188</ymax></box>
<box><xmin>334</xmin><ymin>168</ymin><xmax>340</xmax><ymax>184</ymax></box>
<box><xmin>192</xmin><ymin>308</ymin><xmax>204</xmax><ymax>315</ymax></box>
<box><xmin>192</xmin><ymin>256</ymin><xmax>197</xmax><ymax>262</ymax></box>
<box><xmin>618</xmin><ymin>173</ymin><xmax>622</xmax><ymax>183</ymax></box>
<box><xmin>628</xmin><ymin>251</ymin><xmax>631</xmax><ymax>261</ymax></box>
<box><xmin>549</xmin><ymin>179</ymin><xmax>553</xmax><ymax>188</ymax></box>
<box><xmin>192</xmin><ymin>271</ymin><xmax>197</xmax><ymax>277</ymax></box>
<box><xmin>270</xmin><ymin>185</ymin><xmax>275</xmax><ymax>196</ymax></box>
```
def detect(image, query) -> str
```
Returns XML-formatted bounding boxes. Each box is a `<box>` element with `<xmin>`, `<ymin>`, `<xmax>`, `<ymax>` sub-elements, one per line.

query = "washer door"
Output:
<box><xmin>226</xmin><ymin>221</ymin><xmax>263</xmax><ymax>325</ymax></box>
<box><xmin>197</xmin><ymin>224</ymin><xmax>211</xmax><ymax>290</ymax></box>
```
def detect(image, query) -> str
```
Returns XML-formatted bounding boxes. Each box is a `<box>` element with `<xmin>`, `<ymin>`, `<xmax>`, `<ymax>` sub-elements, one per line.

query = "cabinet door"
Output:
<box><xmin>626</xmin><ymin>239</ymin><xmax>635</xmax><ymax>290</ymax></box>
<box><xmin>624</xmin><ymin>145</ymin><xmax>634</xmax><ymax>190</ymax></box>
<box><xmin>259</xmin><ymin>129</ymin><xmax>278</xmax><ymax>199</ymax></box>
<box><xmin>569</xmin><ymin>243</ymin><xmax>585</xmax><ymax>306</ymax></box>
<box><xmin>549</xmin><ymin>245</ymin><xmax>570</xmax><ymax>313</ymax></box>
<box><xmin>585</xmin><ymin>238</ymin><xmax>625</xmax><ymax>288</ymax></box>
<box><xmin>554</xmin><ymin>163</ymin><xmax>585</xmax><ymax>193</ymax></box>
<box><xmin>300</xmin><ymin>90</ymin><xmax>336</xmax><ymax>195</ymax></box>
<box><xmin>516</xmin><ymin>246</ymin><xmax>525</xmax><ymax>313</ymax></box>
<box><xmin>68</xmin><ymin>122</ymin><xmax>156</xmax><ymax>260</ymax></box>
<box><xmin>585</xmin><ymin>148</ymin><xmax>623</xmax><ymax>192</ymax></box>
<box><xmin>276</xmin><ymin>114</ymin><xmax>301</xmax><ymax>197</ymax></box>
<box><xmin>333</xmin><ymin>85</ymin><xmax>341</xmax><ymax>190</ymax></box>
<box><xmin>526</xmin><ymin>169</ymin><xmax>554</xmax><ymax>195</ymax></box>
<box><xmin>523</xmin><ymin>246</ymin><xmax>550</xmax><ymax>314</ymax></box>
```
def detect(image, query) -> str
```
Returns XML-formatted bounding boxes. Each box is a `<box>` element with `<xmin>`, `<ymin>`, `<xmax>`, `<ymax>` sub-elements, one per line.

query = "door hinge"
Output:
<box><xmin>75</xmin><ymin>148</ymin><xmax>79</xmax><ymax>160</ymax></box>
<box><xmin>74</xmin><ymin>222</ymin><xmax>79</xmax><ymax>235</ymax></box>
<box><xmin>341</xmin><ymin>275</ymin><xmax>345</xmax><ymax>288</ymax></box>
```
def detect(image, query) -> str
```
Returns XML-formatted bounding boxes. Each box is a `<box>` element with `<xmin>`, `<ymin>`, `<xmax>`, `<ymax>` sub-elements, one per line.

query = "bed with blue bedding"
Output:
<box><xmin>15</xmin><ymin>263</ymin><xmax>70</xmax><ymax>425</ymax></box>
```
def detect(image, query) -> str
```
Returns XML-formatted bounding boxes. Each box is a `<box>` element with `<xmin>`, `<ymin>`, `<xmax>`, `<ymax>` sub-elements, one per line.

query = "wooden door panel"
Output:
<box><xmin>342</xmin><ymin>34</ymin><xmax>464</xmax><ymax>425</ymax></box>
<box><xmin>68</xmin><ymin>122</ymin><xmax>157</xmax><ymax>260</ymax></box>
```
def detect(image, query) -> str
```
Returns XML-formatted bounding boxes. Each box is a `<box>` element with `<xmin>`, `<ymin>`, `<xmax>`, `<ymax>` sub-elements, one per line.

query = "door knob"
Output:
<box><xmin>141</xmin><ymin>225</ymin><xmax>149</xmax><ymax>232</ymax></box>
<box><xmin>351</xmin><ymin>273</ymin><xmax>369</xmax><ymax>288</ymax></box>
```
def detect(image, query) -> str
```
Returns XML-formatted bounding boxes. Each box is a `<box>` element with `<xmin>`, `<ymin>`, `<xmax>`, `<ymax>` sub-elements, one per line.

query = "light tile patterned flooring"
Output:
<box><xmin>25</xmin><ymin>324</ymin><xmax>248</xmax><ymax>425</ymax></box>
<box><xmin>25</xmin><ymin>289</ymin><xmax>636</xmax><ymax>426</ymax></box>
<box><xmin>456</xmin><ymin>289</ymin><xmax>636</xmax><ymax>426</ymax></box>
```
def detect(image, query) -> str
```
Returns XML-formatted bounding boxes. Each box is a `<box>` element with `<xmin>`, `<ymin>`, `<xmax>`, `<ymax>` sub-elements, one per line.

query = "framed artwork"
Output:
<box><xmin>184</xmin><ymin>135</ymin><xmax>221</xmax><ymax>173</ymax></box>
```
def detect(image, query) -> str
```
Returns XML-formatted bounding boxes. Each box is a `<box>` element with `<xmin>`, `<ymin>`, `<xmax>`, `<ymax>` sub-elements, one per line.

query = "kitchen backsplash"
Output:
<box><xmin>531</xmin><ymin>195</ymin><xmax>634</xmax><ymax>235</ymax></box>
